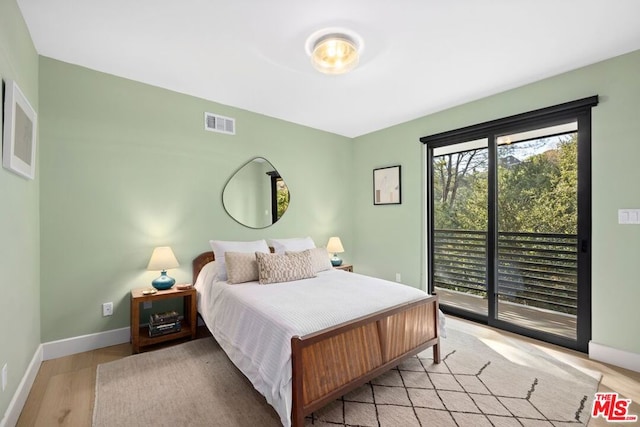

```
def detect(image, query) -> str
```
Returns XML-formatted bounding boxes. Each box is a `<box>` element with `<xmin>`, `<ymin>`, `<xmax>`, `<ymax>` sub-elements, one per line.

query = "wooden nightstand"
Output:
<box><xmin>334</xmin><ymin>264</ymin><xmax>353</xmax><ymax>272</ymax></box>
<box><xmin>130</xmin><ymin>287</ymin><xmax>197</xmax><ymax>353</ymax></box>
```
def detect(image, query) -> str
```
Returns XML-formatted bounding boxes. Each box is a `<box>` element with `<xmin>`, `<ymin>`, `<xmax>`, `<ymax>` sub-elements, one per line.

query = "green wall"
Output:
<box><xmin>352</xmin><ymin>49</ymin><xmax>640</xmax><ymax>356</ymax></box>
<box><xmin>0</xmin><ymin>0</ymin><xmax>40</xmax><ymax>420</ymax></box>
<box><xmin>2</xmin><ymin>3</ymin><xmax>639</xmax><ymax>420</ymax></box>
<box><xmin>38</xmin><ymin>57</ymin><xmax>353</xmax><ymax>342</ymax></box>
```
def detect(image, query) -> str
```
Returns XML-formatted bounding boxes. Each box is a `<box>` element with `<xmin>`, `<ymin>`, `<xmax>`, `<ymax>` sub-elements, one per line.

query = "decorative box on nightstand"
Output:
<box><xmin>130</xmin><ymin>287</ymin><xmax>197</xmax><ymax>353</ymax></box>
<box><xmin>334</xmin><ymin>264</ymin><xmax>353</xmax><ymax>272</ymax></box>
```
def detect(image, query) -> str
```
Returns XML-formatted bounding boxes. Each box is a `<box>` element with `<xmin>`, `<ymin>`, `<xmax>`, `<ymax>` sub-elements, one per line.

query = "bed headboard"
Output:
<box><xmin>192</xmin><ymin>252</ymin><xmax>215</xmax><ymax>284</ymax></box>
<box><xmin>191</xmin><ymin>247</ymin><xmax>276</xmax><ymax>284</ymax></box>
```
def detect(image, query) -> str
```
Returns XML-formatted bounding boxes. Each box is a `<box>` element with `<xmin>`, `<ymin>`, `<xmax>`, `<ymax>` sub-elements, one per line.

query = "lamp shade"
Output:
<box><xmin>147</xmin><ymin>246</ymin><xmax>179</xmax><ymax>271</ymax></box>
<box><xmin>326</xmin><ymin>237</ymin><xmax>345</xmax><ymax>254</ymax></box>
<box><xmin>147</xmin><ymin>246</ymin><xmax>179</xmax><ymax>290</ymax></box>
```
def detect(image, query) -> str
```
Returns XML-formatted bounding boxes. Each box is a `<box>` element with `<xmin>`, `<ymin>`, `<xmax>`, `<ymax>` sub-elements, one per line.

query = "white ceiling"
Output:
<box><xmin>17</xmin><ymin>0</ymin><xmax>640</xmax><ymax>138</ymax></box>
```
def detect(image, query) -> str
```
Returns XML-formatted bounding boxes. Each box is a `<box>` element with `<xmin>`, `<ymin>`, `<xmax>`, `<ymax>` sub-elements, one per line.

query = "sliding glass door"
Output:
<box><xmin>423</xmin><ymin>97</ymin><xmax>597</xmax><ymax>352</ymax></box>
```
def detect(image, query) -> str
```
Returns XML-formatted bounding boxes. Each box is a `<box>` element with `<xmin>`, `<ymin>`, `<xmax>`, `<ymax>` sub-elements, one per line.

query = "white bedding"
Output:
<box><xmin>195</xmin><ymin>266</ymin><xmax>439</xmax><ymax>427</ymax></box>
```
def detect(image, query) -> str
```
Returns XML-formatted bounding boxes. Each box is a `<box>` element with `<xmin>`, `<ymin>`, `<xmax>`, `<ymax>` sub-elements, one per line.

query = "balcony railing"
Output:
<box><xmin>433</xmin><ymin>229</ymin><xmax>578</xmax><ymax>315</ymax></box>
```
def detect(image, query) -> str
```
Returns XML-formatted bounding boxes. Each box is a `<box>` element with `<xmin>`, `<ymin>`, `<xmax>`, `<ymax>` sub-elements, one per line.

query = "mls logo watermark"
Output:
<box><xmin>592</xmin><ymin>392</ymin><xmax>638</xmax><ymax>422</ymax></box>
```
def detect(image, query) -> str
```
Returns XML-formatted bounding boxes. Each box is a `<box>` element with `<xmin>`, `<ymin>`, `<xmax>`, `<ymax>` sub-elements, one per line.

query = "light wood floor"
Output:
<box><xmin>16</xmin><ymin>319</ymin><xmax>640</xmax><ymax>426</ymax></box>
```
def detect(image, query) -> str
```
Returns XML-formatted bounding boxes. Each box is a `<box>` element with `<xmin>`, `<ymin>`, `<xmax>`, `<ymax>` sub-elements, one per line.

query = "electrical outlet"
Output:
<box><xmin>395</xmin><ymin>273</ymin><xmax>401</xmax><ymax>283</ymax></box>
<box><xmin>2</xmin><ymin>363</ymin><xmax>7</xmax><ymax>392</ymax></box>
<box><xmin>102</xmin><ymin>302</ymin><xmax>113</xmax><ymax>317</ymax></box>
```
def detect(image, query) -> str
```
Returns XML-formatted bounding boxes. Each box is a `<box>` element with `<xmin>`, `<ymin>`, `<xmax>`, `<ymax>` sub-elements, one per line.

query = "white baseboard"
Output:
<box><xmin>1</xmin><ymin>327</ymin><xmax>131</xmax><ymax>427</ymax></box>
<box><xmin>589</xmin><ymin>340</ymin><xmax>640</xmax><ymax>373</ymax></box>
<box><xmin>42</xmin><ymin>327</ymin><xmax>131</xmax><ymax>361</ymax></box>
<box><xmin>0</xmin><ymin>345</ymin><xmax>43</xmax><ymax>427</ymax></box>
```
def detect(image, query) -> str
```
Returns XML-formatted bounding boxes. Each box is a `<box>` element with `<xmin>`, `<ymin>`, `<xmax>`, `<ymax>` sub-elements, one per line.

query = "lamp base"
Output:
<box><xmin>330</xmin><ymin>255</ymin><xmax>343</xmax><ymax>267</ymax></box>
<box><xmin>152</xmin><ymin>271</ymin><xmax>175</xmax><ymax>290</ymax></box>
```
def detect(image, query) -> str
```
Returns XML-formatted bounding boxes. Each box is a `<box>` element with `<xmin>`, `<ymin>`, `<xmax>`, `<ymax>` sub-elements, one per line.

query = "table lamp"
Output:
<box><xmin>326</xmin><ymin>237</ymin><xmax>345</xmax><ymax>267</ymax></box>
<box><xmin>147</xmin><ymin>246</ymin><xmax>179</xmax><ymax>290</ymax></box>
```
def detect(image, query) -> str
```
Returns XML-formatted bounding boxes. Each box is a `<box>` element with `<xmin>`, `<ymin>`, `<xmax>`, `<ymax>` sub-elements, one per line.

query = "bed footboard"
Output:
<box><xmin>290</xmin><ymin>295</ymin><xmax>440</xmax><ymax>427</ymax></box>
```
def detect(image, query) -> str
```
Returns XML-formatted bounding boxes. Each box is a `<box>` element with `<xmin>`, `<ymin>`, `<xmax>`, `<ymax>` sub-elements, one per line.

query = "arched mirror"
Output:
<box><xmin>222</xmin><ymin>157</ymin><xmax>290</xmax><ymax>228</ymax></box>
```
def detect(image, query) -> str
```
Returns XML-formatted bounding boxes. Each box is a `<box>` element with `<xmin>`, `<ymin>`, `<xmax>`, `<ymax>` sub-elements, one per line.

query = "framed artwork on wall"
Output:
<box><xmin>3</xmin><ymin>79</ymin><xmax>37</xmax><ymax>179</ymax></box>
<box><xmin>373</xmin><ymin>165</ymin><xmax>401</xmax><ymax>205</ymax></box>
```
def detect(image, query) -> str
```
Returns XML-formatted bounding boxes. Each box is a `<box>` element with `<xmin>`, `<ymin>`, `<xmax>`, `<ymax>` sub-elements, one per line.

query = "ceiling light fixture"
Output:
<box><xmin>306</xmin><ymin>29</ymin><xmax>363</xmax><ymax>75</ymax></box>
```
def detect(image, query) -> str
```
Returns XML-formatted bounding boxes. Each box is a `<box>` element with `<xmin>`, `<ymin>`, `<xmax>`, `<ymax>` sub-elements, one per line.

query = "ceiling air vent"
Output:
<box><xmin>204</xmin><ymin>112</ymin><xmax>235</xmax><ymax>135</ymax></box>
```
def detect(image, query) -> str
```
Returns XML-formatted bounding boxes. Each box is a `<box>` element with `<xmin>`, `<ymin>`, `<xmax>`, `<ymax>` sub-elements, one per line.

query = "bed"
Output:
<box><xmin>192</xmin><ymin>250</ymin><xmax>441</xmax><ymax>427</ymax></box>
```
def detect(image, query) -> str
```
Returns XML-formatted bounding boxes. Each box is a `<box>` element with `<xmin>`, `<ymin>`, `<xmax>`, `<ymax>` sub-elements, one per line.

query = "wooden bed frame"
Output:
<box><xmin>192</xmin><ymin>251</ymin><xmax>440</xmax><ymax>427</ymax></box>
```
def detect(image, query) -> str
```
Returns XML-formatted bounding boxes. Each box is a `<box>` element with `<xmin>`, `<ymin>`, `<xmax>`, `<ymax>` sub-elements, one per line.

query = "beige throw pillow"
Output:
<box><xmin>209</xmin><ymin>239</ymin><xmax>270</xmax><ymax>281</ymax></box>
<box><xmin>287</xmin><ymin>247</ymin><xmax>332</xmax><ymax>273</ymax></box>
<box><xmin>255</xmin><ymin>250</ymin><xmax>315</xmax><ymax>284</ymax></box>
<box><xmin>225</xmin><ymin>252</ymin><xmax>259</xmax><ymax>284</ymax></box>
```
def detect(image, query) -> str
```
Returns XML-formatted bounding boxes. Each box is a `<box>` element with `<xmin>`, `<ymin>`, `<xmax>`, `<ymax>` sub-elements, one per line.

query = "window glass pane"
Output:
<box><xmin>496</xmin><ymin>121</ymin><xmax>578</xmax><ymax>339</ymax></box>
<box><xmin>433</xmin><ymin>138</ymin><xmax>488</xmax><ymax>316</ymax></box>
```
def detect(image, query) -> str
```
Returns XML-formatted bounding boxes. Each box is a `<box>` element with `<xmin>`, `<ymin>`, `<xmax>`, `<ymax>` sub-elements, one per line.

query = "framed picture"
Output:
<box><xmin>373</xmin><ymin>165</ymin><xmax>401</xmax><ymax>205</ymax></box>
<box><xmin>3</xmin><ymin>79</ymin><xmax>37</xmax><ymax>179</ymax></box>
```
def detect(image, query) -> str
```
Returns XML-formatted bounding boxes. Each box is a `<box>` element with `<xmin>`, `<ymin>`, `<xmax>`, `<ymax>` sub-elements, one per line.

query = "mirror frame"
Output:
<box><xmin>222</xmin><ymin>157</ymin><xmax>290</xmax><ymax>229</ymax></box>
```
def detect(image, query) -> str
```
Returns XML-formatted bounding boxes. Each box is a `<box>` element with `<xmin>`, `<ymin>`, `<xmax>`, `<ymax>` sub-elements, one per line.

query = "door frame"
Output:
<box><xmin>421</xmin><ymin>96</ymin><xmax>598</xmax><ymax>352</ymax></box>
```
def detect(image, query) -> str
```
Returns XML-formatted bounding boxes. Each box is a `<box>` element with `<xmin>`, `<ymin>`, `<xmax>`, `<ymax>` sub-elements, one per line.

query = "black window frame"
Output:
<box><xmin>420</xmin><ymin>96</ymin><xmax>598</xmax><ymax>352</ymax></box>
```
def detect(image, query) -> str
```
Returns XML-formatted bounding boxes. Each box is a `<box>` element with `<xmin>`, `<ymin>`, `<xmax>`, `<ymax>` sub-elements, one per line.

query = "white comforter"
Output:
<box><xmin>195</xmin><ymin>266</ymin><xmax>437</xmax><ymax>426</ymax></box>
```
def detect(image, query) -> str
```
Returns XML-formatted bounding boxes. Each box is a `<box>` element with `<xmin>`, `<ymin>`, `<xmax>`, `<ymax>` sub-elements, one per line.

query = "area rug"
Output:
<box><xmin>93</xmin><ymin>328</ymin><xmax>600</xmax><ymax>426</ymax></box>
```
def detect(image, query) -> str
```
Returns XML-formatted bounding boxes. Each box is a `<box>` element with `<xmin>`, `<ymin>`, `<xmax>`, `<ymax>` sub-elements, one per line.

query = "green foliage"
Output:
<box><xmin>433</xmin><ymin>150</ymin><xmax>488</xmax><ymax>229</ymax></box>
<box><xmin>433</xmin><ymin>134</ymin><xmax>577</xmax><ymax>234</ymax></box>
<box><xmin>276</xmin><ymin>182</ymin><xmax>290</xmax><ymax>219</ymax></box>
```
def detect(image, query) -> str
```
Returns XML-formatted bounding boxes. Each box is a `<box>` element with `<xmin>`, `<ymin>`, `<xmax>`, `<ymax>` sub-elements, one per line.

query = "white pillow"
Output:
<box><xmin>209</xmin><ymin>240</ymin><xmax>270</xmax><ymax>281</ymax></box>
<box><xmin>268</xmin><ymin>237</ymin><xmax>316</xmax><ymax>254</ymax></box>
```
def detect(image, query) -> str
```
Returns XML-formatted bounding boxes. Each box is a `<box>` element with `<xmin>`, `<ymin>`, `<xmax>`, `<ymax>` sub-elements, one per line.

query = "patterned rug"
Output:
<box><xmin>94</xmin><ymin>325</ymin><xmax>601</xmax><ymax>426</ymax></box>
<box><xmin>307</xmin><ymin>328</ymin><xmax>601</xmax><ymax>426</ymax></box>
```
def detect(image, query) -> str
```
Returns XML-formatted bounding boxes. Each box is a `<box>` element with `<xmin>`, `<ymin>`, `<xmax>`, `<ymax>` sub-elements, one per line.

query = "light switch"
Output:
<box><xmin>618</xmin><ymin>209</ymin><xmax>640</xmax><ymax>224</ymax></box>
